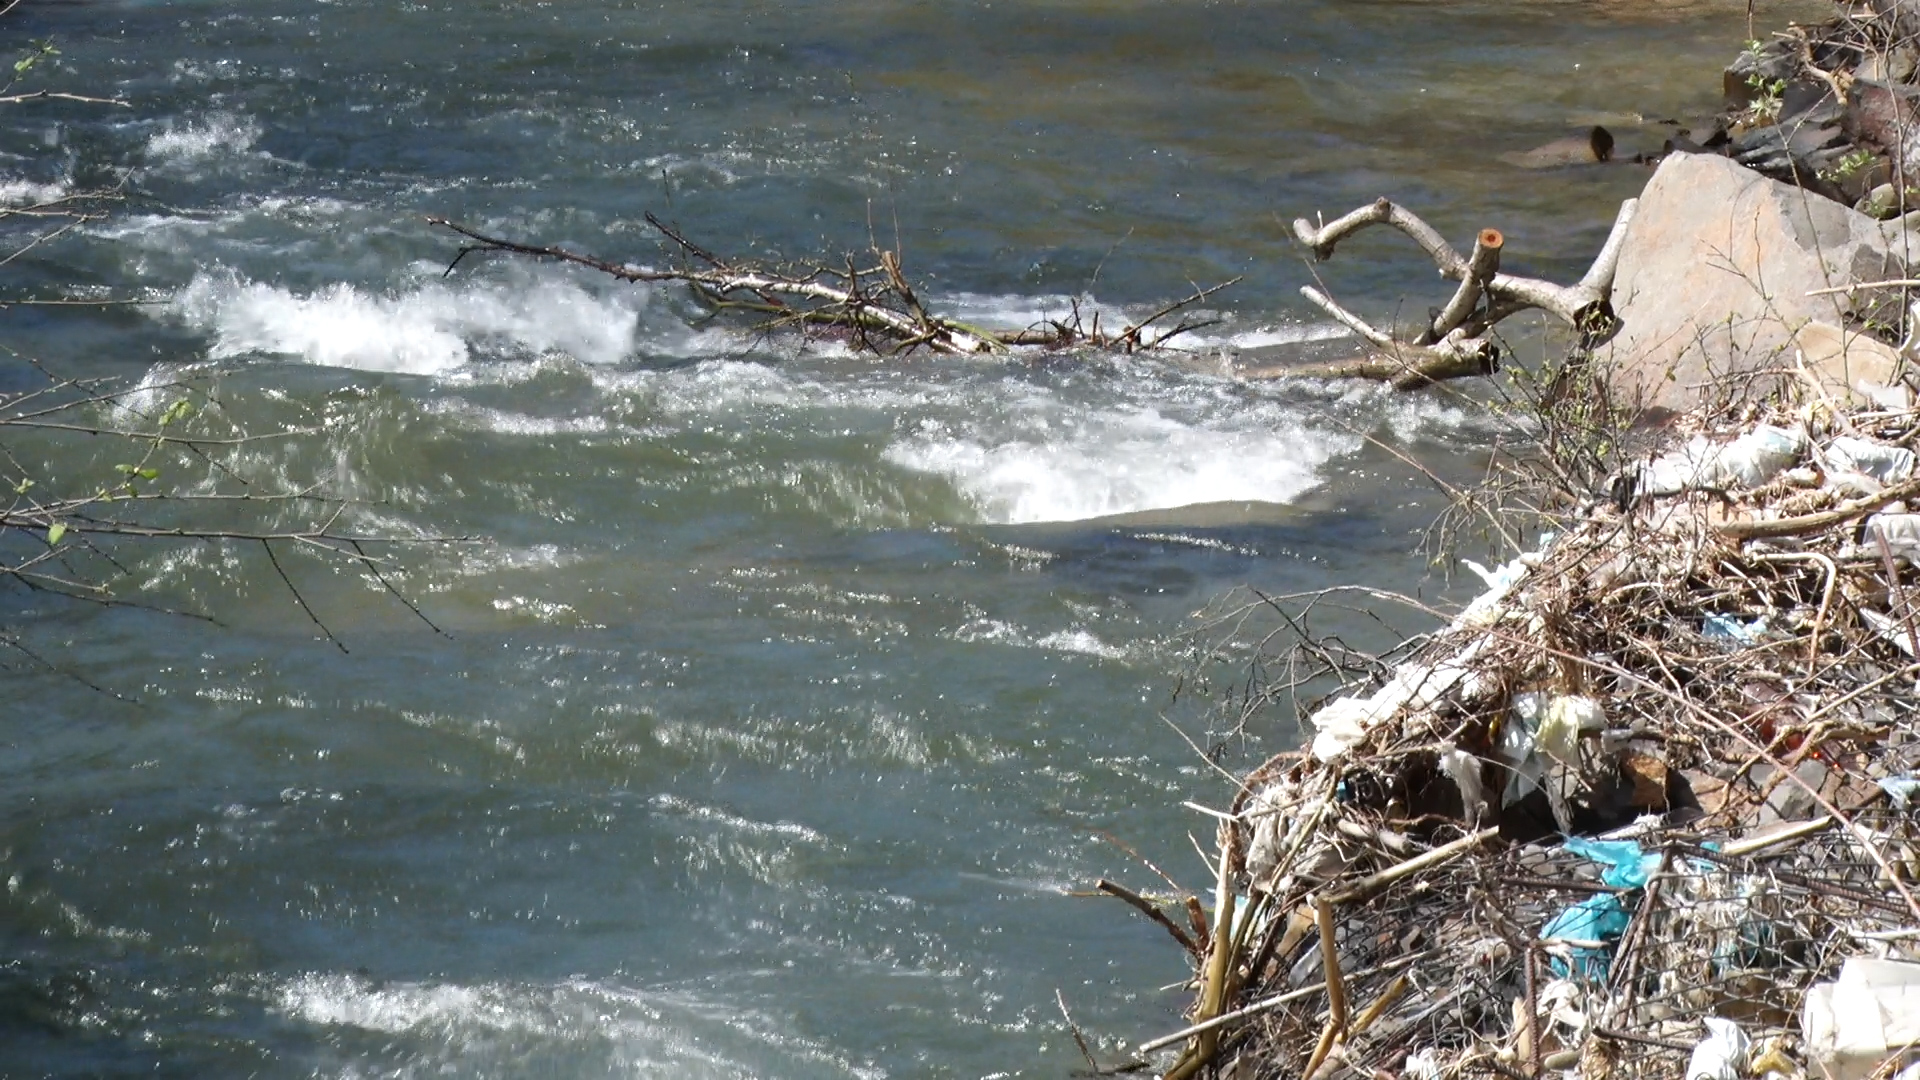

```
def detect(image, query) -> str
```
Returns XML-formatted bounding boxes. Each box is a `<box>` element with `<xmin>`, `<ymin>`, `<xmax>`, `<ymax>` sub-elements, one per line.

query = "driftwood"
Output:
<box><xmin>427</xmin><ymin>215</ymin><xmax>1237</xmax><ymax>359</ymax></box>
<box><xmin>1285</xmin><ymin>197</ymin><xmax>1639</xmax><ymax>387</ymax></box>
<box><xmin>431</xmin><ymin>204</ymin><xmax>1640</xmax><ymax>392</ymax></box>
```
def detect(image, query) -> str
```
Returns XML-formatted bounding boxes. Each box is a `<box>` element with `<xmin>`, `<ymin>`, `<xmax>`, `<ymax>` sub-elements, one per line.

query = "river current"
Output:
<box><xmin>2</xmin><ymin>1</ymin><xmax>1793</xmax><ymax>1076</ymax></box>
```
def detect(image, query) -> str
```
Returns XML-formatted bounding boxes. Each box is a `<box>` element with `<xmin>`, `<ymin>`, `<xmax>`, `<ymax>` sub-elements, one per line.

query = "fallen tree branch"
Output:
<box><xmin>1717</xmin><ymin>475</ymin><xmax>1920</xmax><ymax>539</ymax></box>
<box><xmin>1283</xmin><ymin>196</ymin><xmax>1639</xmax><ymax>388</ymax></box>
<box><xmin>426</xmin><ymin>215</ymin><xmax>1242</xmax><ymax>360</ymax></box>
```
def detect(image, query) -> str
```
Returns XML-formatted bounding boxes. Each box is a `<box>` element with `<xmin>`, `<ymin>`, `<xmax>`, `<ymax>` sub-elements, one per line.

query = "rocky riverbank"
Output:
<box><xmin>1130</xmin><ymin>9</ymin><xmax>1920</xmax><ymax>1080</ymax></box>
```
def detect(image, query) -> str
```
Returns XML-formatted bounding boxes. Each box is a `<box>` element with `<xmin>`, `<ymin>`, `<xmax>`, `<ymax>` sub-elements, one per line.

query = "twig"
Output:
<box><xmin>1135</xmin><ymin>951</ymin><xmax>1436</xmax><ymax>1055</ymax></box>
<box><xmin>1807</xmin><ymin>278</ymin><xmax>1920</xmax><ymax>296</ymax></box>
<box><xmin>260</xmin><ymin>539</ymin><xmax>346</xmax><ymax>655</ymax></box>
<box><xmin>1718</xmin><ymin>476</ymin><xmax>1920</xmax><ymax>539</ymax></box>
<box><xmin>1327</xmin><ymin>827</ymin><xmax>1501</xmax><ymax>904</ymax></box>
<box><xmin>1095</xmin><ymin>879</ymin><xmax>1201</xmax><ymax>955</ymax></box>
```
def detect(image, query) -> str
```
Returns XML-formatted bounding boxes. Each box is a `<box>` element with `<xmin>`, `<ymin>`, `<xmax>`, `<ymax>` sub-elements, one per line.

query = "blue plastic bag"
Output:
<box><xmin>1541</xmin><ymin>893</ymin><xmax>1631</xmax><ymax>980</ymax></box>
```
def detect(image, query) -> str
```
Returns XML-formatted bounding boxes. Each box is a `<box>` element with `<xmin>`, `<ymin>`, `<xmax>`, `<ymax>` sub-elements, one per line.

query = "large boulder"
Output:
<box><xmin>1600</xmin><ymin>152</ymin><xmax>1919</xmax><ymax>416</ymax></box>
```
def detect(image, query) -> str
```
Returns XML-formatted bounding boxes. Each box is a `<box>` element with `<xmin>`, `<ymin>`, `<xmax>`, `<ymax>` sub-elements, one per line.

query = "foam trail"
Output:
<box><xmin>885</xmin><ymin>401</ymin><xmax>1354</xmax><ymax>524</ymax></box>
<box><xmin>0</xmin><ymin>178</ymin><xmax>71</xmax><ymax>206</ymax></box>
<box><xmin>167</xmin><ymin>266</ymin><xmax>646</xmax><ymax>374</ymax></box>
<box><xmin>145</xmin><ymin>113</ymin><xmax>262</xmax><ymax>164</ymax></box>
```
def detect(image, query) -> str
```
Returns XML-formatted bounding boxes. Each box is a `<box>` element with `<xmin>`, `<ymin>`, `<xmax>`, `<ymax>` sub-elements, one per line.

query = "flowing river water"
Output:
<box><xmin>0</xmin><ymin>1</ymin><xmax>1813</xmax><ymax>1076</ymax></box>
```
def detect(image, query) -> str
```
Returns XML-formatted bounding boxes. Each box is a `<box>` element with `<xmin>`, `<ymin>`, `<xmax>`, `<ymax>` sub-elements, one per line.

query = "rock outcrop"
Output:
<box><xmin>1599</xmin><ymin>152</ymin><xmax>1919</xmax><ymax>415</ymax></box>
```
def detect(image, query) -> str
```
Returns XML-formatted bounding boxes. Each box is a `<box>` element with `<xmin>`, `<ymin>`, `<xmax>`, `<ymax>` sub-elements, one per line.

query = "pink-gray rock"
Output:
<box><xmin>1599</xmin><ymin>152</ymin><xmax>1919</xmax><ymax>415</ymax></box>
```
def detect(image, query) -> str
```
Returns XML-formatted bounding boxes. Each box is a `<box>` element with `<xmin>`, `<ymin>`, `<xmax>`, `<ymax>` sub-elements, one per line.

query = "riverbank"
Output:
<box><xmin>1137</xmin><ymin>7</ymin><xmax>1920</xmax><ymax>1078</ymax></box>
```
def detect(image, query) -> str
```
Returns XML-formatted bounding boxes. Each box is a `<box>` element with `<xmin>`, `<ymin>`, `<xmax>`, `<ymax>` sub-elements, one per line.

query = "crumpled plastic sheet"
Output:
<box><xmin>1641</xmin><ymin>425</ymin><xmax>1806</xmax><ymax>497</ymax></box>
<box><xmin>1498</xmin><ymin>693</ymin><xmax>1606</xmax><ymax>806</ymax></box>
<box><xmin>1540</xmin><ymin>837</ymin><xmax>1658</xmax><ymax>980</ymax></box>
<box><xmin>1826</xmin><ymin>436</ymin><xmax>1916</xmax><ymax>485</ymax></box>
<box><xmin>1686</xmin><ymin>1017</ymin><xmax>1750</xmax><ymax>1080</ymax></box>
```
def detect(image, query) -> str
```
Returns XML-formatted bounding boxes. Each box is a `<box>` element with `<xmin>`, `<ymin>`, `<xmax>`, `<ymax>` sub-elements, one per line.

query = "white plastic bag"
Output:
<box><xmin>1828</xmin><ymin>436</ymin><xmax>1916</xmax><ymax>485</ymax></box>
<box><xmin>1499</xmin><ymin>693</ymin><xmax>1605</xmax><ymax>806</ymax></box>
<box><xmin>1642</xmin><ymin>425</ymin><xmax>1806</xmax><ymax>497</ymax></box>
<box><xmin>1804</xmin><ymin>958</ymin><xmax>1920</xmax><ymax>1080</ymax></box>
<box><xmin>1867</xmin><ymin>513</ymin><xmax>1920</xmax><ymax>565</ymax></box>
<box><xmin>1687</xmin><ymin>1017</ymin><xmax>1750</xmax><ymax>1080</ymax></box>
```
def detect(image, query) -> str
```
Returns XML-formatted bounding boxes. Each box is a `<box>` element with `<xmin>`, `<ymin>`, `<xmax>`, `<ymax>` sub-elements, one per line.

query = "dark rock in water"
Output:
<box><xmin>1864</xmin><ymin>0</ymin><xmax>1920</xmax><ymax>42</ymax></box>
<box><xmin>1725</xmin><ymin>35</ymin><xmax>1862</xmax><ymax>113</ymax></box>
<box><xmin>1500</xmin><ymin>125</ymin><xmax>1614</xmax><ymax>168</ymax></box>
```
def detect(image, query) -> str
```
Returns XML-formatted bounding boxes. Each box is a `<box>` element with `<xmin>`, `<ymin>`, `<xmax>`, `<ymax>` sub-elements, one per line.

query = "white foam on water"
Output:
<box><xmin>425</xmin><ymin>400</ymin><xmax>615</xmax><ymax>437</ymax></box>
<box><xmin>145</xmin><ymin>113</ymin><xmax>261</xmax><ymax>164</ymax></box>
<box><xmin>1129</xmin><ymin>530</ymin><xmax>1262</xmax><ymax>556</ymax></box>
<box><xmin>594</xmin><ymin>356</ymin><xmax>1363</xmax><ymax>524</ymax></box>
<box><xmin>1186</xmin><ymin>322</ymin><xmax>1353</xmax><ymax>350</ymax></box>
<box><xmin>649</xmin><ymin>793</ymin><xmax>829</xmax><ymax>844</ymax></box>
<box><xmin>0</xmin><ymin>177</ymin><xmax>70</xmax><ymax>205</ymax></box>
<box><xmin>1032</xmin><ymin>628</ymin><xmax>1131</xmax><ymax>660</ymax></box>
<box><xmin>166</xmin><ymin>265</ymin><xmax>646</xmax><ymax>374</ymax></box>
<box><xmin>951</xmin><ymin>618</ymin><xmax>1132</xmax><ymax>661</ymax></box>
<box><xmin>279</xmin><ymin>974</ymin><xmax>498</xmax><ymax>1035</ymax></box>
<box><xmin>885</xmin><ymin>398</ymin><xmax>1352</xmax><ymax>524</ymax></box>
<box><xmin>272</xmin><ymin>972</ymin><xmax>885</xmax><ymax>1078</ymax></box>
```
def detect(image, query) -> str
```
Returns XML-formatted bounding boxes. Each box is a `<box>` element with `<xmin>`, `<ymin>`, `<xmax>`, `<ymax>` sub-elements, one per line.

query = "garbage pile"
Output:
<box><xmin>1146</xmin><ymin>405</ymin><xmax>1920</xmax><ymax>1080</ymax></box>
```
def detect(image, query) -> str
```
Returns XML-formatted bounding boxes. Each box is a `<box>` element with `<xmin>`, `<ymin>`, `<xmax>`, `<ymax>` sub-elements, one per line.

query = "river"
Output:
<box><xmin>1</xmin><ymin>1</ymin><xmax>1792</xmax><ymax>1076</ymax></box>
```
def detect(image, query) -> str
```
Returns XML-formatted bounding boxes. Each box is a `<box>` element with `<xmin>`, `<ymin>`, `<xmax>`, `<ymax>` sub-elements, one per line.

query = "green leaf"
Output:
<box><xmin>46</xmin><ymin>522</ymin><xmax>65</xmax><ymax>545</ymax></box>
<box><xmin>136</xmin><ymin>467</ymin><xmax>159</xmax><ymax>480</ymax></box>
<box><xmin>12</xmin><ymin>478</ymin><xmax>32</xmax><ymax>494</ymax></box>
<box><xmin>159</xmin><ymin>400</ymin><xmax>194</xmax><ymax>427</ymax></box>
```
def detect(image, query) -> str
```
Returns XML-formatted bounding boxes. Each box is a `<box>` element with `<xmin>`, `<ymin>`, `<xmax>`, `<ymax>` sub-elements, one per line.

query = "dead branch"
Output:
<box><xmin>1283</xmin><ymin>197</ymin><xmax>1639</xmax><ymax>387</ymax></box>
<box><xmin>426</xmin><ymin>215</ymin><xmax>1243</xmax><ymax>360</ymax></box>
<box><xmin>428</xmin><ymin>215</ymin><xmax>1003</xmax><ymax>355</ymax></box>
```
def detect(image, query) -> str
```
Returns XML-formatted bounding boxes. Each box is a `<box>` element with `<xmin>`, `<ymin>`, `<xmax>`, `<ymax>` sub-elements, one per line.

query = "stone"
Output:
<box><xmin>1756</xmin><ymin>759</ymin><xmax>1831</xmax><ymax>824</ymax></box>
<box><xmin>1793</xmin><ymin>321</ymin><xmax>1913</xmax><ymax>410</ymax></box>
<box><xmin>1599</xmin><ymin>152</ymin><xmax>1919</xmax><ymax>416</ymax></box>
<box><xmin>1619</xmin><ymin>750</ymin><xmax>1669</xmax><ymax>811</ymax></box>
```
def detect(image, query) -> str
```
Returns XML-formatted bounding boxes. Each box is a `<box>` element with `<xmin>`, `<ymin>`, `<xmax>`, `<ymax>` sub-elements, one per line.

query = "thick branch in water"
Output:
<box><xmin>1281</xmin><ymin>197</ymin><xmax>1638</xmax><ymax>387</ymax></box>
<box><xmin>1292</xmin><ymin>197</ymin><xmax>1637</xmax><ymax>330</ymax></box>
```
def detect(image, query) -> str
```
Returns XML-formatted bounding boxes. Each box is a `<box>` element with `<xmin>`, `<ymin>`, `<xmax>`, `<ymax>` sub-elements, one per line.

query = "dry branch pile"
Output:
<box><xmin>1130</xmin><ymin>401</ymin><xmax>1920</xmax><ymax>1080</ymax></box>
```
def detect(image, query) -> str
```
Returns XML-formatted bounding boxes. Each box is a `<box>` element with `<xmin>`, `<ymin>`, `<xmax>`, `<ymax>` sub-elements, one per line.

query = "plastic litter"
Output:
<box><xmin>1307</xmin><ymin>662</ymin><xmax>1481</xmax><ymax>763</ymax></box>
<box><xmin>1439</xmin><ymin>745</ymin><xmax>1487</xmax><ymax>825</ymax></box>
<box><xmin>1308</xmin><ymin>696</ymin><xmax>1374</xmax><ymax>763</ymax></box>
<box><xmin>1641</xmin><ymin>425</ymin><xmax>1807</xmax><ymax>497</ymax></box>
<box><xmin>1686</xmin><ymin>1017</ymin><xmax>1750</xmax><ymax>1080</ymax></box>
<box><xmin>1751</xmin><ymin>1037</ymin><xmax>1797</xmax><ymax>1080</ymax></box>
<box><xmin>1541</xmin><ymin>893</ymin><xmax>1630</xmax><ymax>981</ymax></box>
<box><xmin>1498</xmin><ymin>693</ymin><xmax>1606</xmax><ymax>805</ymax></box>
<box><xmin>1879</xmin><ymin>775</ymin><xmax>1920</xmax><ymax>810</ymax></box>
<box><xmin>1827</xmin><ymin>436</ymin><xmax>1915</xmax><ymax>485</ymax></box>
<box><xmin>1459</xmin><ymin>553</ymin><xmax>1534</xmax><ymax>628</ymax></box>
<box><xmin>1703</xmin><ymin>613</ymin><xmax>1770</xmax><ymax>646</ymax></box>
<box><xmin>1564</xmin><ymin>836</ymin><xmax>1661</xmax><ymax>889</ymax></box>
<box><xmin>1803</xmin><ymin>958</ymin><xmax>1920</xmax><ymax>1080</ymax></box>
<box><xmin>1538</xmin><ymin>838</ymin><xmax>1662</xmax><ymax>981</ymax></box>
<box><xmin>1861</xmin><ymin>609</ymin><xmax>1918</xmax><ymax>657</ymax></box>
<box><xmin>1866</xmin><ymin>513</ymin><xmax>1920</xmax><ymax>565</ymax></box>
